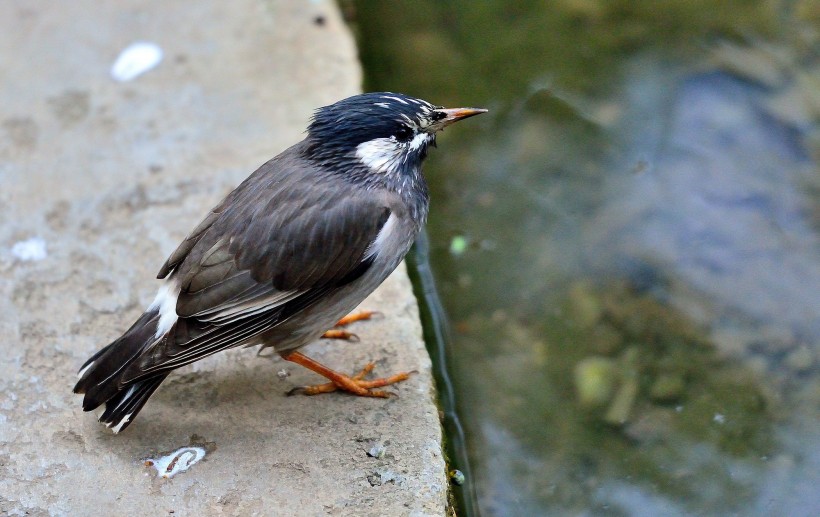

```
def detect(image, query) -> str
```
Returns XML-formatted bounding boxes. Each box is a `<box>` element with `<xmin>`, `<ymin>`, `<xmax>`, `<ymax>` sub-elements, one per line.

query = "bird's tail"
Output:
<box><xmin>73</xmin><ymin>310</ymin><xmax>168</xmax><ymax>433</ymax></box>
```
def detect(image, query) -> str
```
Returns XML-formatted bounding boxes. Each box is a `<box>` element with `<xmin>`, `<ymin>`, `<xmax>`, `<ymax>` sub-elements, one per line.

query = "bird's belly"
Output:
<box><xmin>259</xmin><ymin>248</ymin><xmax>410</xmax><ymax>353</ymax></box>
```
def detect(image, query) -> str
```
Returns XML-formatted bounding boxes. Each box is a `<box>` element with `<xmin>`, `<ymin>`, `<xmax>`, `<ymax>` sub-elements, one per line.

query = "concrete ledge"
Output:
<box><xmin>0</xmin><ymin>1</ymin><xmax>447</xmax><ymax>515</ymax></box>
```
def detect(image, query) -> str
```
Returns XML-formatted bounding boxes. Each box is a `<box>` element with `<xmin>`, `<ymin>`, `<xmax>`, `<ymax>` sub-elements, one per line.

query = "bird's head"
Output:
<box><xmin>305</xmin><ymin>92</ymin><xmax>486</xmax><ymax>183</ymax></box>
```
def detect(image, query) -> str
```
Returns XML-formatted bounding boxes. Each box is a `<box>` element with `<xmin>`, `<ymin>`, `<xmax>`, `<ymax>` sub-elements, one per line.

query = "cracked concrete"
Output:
<box><xmin>0</xmin><ymin>1</ymin><xmax>447</xmax><ymax>515</ymax></box>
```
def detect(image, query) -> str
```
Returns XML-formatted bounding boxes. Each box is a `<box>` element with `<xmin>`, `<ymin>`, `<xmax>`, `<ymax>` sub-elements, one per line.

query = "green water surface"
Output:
<box><xmin>347</xmin><ymin>1</ymin><xmax>820</xmax><ymax>515</ymax></box>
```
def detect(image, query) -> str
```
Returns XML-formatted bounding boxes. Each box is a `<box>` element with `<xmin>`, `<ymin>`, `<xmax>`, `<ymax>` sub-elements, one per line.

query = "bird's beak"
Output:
<box><xmin>430</xmin><ymin>107</ymin><xmax>488</xmax><ymax>131</ymax></box>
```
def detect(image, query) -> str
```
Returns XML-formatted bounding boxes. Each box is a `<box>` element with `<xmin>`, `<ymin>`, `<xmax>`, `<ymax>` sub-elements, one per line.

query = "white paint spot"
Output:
<box><xmin>11</xmin><ymin>237</ymin><xmax>47</xmax><ymax>261</ymax></box>
<box><xmin>149</xmin><ymin>279</ymin><xmax>180</xmax><ymax>337</ymax></box>
<box><xmin>146</xmin><ymin>447</ymin><xmax>206</xmax><ymax>478</ymax></box>
<box><xmin>110</xmin><ymin>41</ymin><xmax>163</xmax><ymax>82</ymax></box>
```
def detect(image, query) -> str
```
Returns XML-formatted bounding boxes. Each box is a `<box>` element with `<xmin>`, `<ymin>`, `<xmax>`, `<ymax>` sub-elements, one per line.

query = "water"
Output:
<box><xmin>348</xmin><ymin>1</ymin><xmax>820</xmax><ymax>515</ymax></box>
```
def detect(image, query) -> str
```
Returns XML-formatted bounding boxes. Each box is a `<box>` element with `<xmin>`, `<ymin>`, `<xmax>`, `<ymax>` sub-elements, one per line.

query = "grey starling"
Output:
<box><xmin>73</xmin><ymin>92</ymin><xmax>486</xmax><ymax>433</ymax></box>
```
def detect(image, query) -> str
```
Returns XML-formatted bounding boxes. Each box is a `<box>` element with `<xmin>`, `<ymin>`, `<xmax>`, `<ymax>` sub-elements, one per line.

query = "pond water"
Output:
<box><xmin>348</xmin><ymin>2</ymin><xmax>820</xmax><ymax>515</ymax></box>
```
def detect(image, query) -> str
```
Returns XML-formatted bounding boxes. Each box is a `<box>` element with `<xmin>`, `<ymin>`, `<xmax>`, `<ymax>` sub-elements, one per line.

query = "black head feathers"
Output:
<box><xmin>308</xmin><ymin>92</ymin><xmax>440</xmax><ymax>149</ymax></box>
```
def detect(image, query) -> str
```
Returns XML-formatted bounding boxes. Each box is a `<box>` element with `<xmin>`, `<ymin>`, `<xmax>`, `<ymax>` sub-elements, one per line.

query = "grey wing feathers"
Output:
<box><xmin>157</xmin><ymin>207</ymin><xmax>224</xmax><ymax>279</ymax></box>
<box><xmin>125</xmin><ymin>150</ymin><xmax>392</xmax><ymax>379</ymax></box>
<box><xmin>173</xmin><ymin>163</ymin><xmax>391</xmax><ymax>318</ymax></box>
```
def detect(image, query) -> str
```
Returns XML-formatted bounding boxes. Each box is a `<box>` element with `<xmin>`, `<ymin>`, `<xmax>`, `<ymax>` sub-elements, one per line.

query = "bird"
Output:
<box><xmin>73</xmin><ymin>92</ymin><xmax>487</xmax><ymax>433</ymax></box>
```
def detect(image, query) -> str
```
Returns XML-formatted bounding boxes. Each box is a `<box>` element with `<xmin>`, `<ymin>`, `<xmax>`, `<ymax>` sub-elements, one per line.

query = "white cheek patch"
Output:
<box><xmin>409</xmin><ymin>132</ymin><xmax>431</xmax><ymax>151</ymax></box>
<box><xmin>356</xmin><ymin>137</ymin><xmax>404</xmax><ymax>174</ymax></box>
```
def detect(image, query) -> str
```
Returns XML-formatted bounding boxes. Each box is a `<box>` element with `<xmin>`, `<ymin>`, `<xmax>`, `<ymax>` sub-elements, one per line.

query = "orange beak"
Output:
<box><xmin>431</xmin><ymin>107</ymin><xmax>488</xmax><ymax>130</ymax></box>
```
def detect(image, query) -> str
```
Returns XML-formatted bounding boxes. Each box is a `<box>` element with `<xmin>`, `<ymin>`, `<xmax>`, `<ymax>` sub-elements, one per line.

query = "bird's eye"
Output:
<box><xmin>394</xmin><ymin>126</ymin><xmax>414</xmax><ymax>141</ymax></box>
<box><xmin>431</xmin><ymin>111</ymin><xmax>446</xmax><ymax>122</ymax></box>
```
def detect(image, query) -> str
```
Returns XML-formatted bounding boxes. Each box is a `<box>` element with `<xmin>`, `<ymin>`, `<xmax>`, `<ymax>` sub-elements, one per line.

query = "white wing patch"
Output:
<box><xmin>149</xmin><ymin>279</ymin><xmax>180</xmax><ymax>338</ymax></box>
<box><xmin>366</xmin><ymin>213</ymin><xmax>399</xmax><ymax>259</ymax></box>
<box><xmin>409</xmin><ymin>132</ymin><xmax>432</xmax><ymax>151</ymax></box>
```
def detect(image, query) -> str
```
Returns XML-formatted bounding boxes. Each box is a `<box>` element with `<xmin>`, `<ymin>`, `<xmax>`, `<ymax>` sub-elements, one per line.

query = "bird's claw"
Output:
<box><xmin>320</xmin><ymin>329</ymin><xmax>360</xmax><ymax>341</ymax></box>
<box><xmin>333</xmin><ymin>310</ymin><xmax>383</xmax><ymax>327</ymax></box>
<box><xmin>285</xmin><ymin>362</ymin><xmax>413</xmax><ymax>398</ymax></box>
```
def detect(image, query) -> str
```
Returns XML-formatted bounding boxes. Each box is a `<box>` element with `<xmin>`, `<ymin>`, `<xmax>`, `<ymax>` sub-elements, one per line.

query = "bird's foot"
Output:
<box><xmin>335</xmin><ymin>310</ymin><xmax>382</xmax><ymax>327</ymax></box>
<box><xmin>283</xmin><ymin>351</ymin><xmax>413</xmax><ymax>397</ymax></box>
<box><xmin>320</xmin><ymin>329</ymin><xmax>360</xmax><ymax>341</ymax></box>
<box><xmin>320</xmin><ymin>310</ymin><xmax>382</xmax><ymax>341</ymax></box>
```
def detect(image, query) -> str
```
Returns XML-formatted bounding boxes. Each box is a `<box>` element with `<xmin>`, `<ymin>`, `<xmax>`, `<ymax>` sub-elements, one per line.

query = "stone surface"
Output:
<box><xmin>0</xmin><ymin>1</ymin><xmax>447</xmax><ymax>515</ymax></box>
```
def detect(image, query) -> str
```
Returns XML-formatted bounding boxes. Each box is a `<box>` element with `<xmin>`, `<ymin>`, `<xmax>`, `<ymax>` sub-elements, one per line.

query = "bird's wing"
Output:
<box><xmin>124</xmin><ymin>154</ymin><xmax>393</xmax><ymax>380</ymax></box>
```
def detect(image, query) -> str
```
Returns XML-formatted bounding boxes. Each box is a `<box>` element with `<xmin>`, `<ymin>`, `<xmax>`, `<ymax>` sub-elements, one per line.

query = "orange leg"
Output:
<box><xmin>321</xmin><ymin>310</ymin><xmax>381</xmax><ymax>341</ymax></box>
<box><xmin>320</xmin><ymin>329</ymin><xmax>360</xmax><ymax>341</ymax></box>
<box><xmin>335</xmin><ymin>310</ymin><xmax>381</xmax><ymax>327</ymax></box>
<box><xmin>282</xmin><ymin>351</ymin><xmax>412</xmax><ymax>397</ymax></box>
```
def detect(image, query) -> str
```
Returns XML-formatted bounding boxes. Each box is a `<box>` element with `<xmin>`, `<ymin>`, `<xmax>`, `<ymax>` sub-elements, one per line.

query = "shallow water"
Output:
<box><xmin>349</xmin><ymin>1</ymin><xmax>820</xmax><ymax>515</ymax></box>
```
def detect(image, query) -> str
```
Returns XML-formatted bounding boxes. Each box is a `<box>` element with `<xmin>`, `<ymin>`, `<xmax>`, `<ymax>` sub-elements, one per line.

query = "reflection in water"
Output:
<box><xmin>349</xmin><ymin>1</ymin><xmax>819</xmax><ymax>515</ymax></box>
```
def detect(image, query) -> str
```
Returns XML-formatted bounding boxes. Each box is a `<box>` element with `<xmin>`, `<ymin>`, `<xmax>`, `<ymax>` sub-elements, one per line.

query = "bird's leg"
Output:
<box><xmin>320</xmin><ymin>329</ymin><xmax>359</xmax><ymax>341</ymax></box>
<box><xmin>320</xmin><ymin>310</ymin><xmax>381</xmax><ymax>341</ymax></box>
<box><xmin>282</xmin><ymin>351</ymin><xmax>412</xmax><ymax>397</ymax></box>
<box><xmin>287</xmin><ymin>361</ymin><xmax>376</xmax><ymax>395</ymax></box>
<box><xmin>334</xmin><ymin>310</ymin><xmax>381</xmax><ymax>326</ymax></box>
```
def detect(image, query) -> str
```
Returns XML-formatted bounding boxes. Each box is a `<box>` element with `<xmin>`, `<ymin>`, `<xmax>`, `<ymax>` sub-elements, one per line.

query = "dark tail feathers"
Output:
<box><xmin>73</xmin><ymin>310</ymin><xmax>167</xmax><ymax>433</ymax></box>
